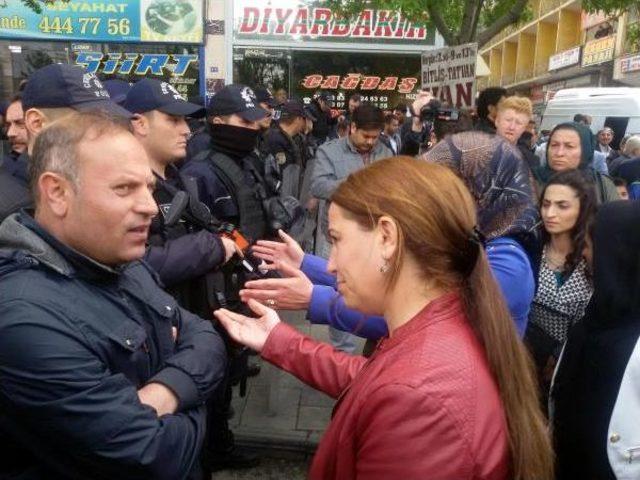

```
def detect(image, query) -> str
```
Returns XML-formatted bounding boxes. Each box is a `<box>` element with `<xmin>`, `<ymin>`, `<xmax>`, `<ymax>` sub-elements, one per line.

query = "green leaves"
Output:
<box><xmin>19</xmin><ymin>0</ymin><xmax>70</xmax><ymax>15</ymax></box>
<box><xmin>324</xmin><ymin>0</ymin><xmax>637</xmax><ymax>47</ymax></box>
<box><xmin>582</xmin><ymin>0</ymin><xmax>636</xmax><ymax>17</ymax></box>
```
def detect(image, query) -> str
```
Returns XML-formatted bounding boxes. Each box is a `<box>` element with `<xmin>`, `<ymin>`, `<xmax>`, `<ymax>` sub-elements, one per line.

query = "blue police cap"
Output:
<box><xmin>22</xmin><ymin>64</ymin><xmax>131</xmax><ymax>118</ymax></box>
<box><xmin>124</xmin><ymin>78</ymin><xmax>205</xmax><ymax>118</ymax></box>
<box><xmin>207</xmin><ymin>84</ymin><xmax>269</xmax><ymax>122</ymax></box>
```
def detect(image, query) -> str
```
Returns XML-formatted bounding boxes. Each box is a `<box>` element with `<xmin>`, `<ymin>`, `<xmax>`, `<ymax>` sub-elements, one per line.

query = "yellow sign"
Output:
<box><xmin>582</xmin><ymin>36</ymin><xmax>616</xmax><ymax>67</ymax></box>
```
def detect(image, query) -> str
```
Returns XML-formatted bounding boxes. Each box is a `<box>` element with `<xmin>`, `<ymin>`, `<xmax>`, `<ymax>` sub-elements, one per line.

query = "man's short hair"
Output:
<box><xmin>476</xmin><ymin>87</ymin><xmax>507</xmax><ymax>119</ymax></box>
<box><xmin>496</xmin><ymin>96</ymin><xmax>533</xmax><ymax>117</ymax></box>
<box><xmin>351</xmin><ymin>103</ymin><xmax>384</xmax><ymax>131</ymax></box>
<box><xmin>29</xmin><ymin>110</ymin><xmax>132</xmax><ymax>202</ymax></box>
<box><xmin>573</xmin><ymin>113</ymin><xmax>587</xmax><ymax>123</ymax></box>
<box><xmin>613</xmin><ymin>177</ymin><xmax>628</xmax><ymax>188</ymax></box>
<box><xmin>336</xmin><ymin>119</ymin><xmax>349</xmax><ymax>136</ymax></box>
<box><xmin>384</xmin><ymin>113</ymin><xmax>398</xmax><ymax>125</ymax></box>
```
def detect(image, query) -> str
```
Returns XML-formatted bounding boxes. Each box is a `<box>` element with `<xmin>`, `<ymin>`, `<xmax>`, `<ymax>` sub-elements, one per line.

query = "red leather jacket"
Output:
<box><xmin>261</xmin><ymin>292</ymin><xmax>510</xmax><ymax>479</ymax></box>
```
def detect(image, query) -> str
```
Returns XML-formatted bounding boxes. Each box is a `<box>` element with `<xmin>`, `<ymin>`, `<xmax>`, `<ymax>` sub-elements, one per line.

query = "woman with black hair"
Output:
<box><xmin>552</xmin><ymin>200</ymin><xmax>640</xmax><ymax>479</ymax></box>
<box><xmin>525</xmin><ymin>169</ymin><xmax>597</xmax><ymax>399</ymax></box>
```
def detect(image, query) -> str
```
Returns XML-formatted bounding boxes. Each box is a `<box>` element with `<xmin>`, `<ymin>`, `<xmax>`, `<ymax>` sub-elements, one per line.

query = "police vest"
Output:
<box><xmin>195</xmin><ymin>151</ymin><xmax>268</xmax><ymax>243</ymax></box>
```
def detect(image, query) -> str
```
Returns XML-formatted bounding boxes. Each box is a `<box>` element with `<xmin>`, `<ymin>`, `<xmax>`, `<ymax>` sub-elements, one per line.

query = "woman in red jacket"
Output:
<box><xmin>215</xmin><ymin>157</ymin><xmax>553</xmax><ymax>480</ymax></box>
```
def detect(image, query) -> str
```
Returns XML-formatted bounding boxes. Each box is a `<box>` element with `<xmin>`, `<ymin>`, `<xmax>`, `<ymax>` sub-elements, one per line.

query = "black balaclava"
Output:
<box><xmin>209</xmin><ymin>123</ymin><xmax>260</xmax><ymax>160</ymax></box>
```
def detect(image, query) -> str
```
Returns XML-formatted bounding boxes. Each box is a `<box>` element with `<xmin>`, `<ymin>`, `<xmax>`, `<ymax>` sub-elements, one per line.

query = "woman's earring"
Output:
<box><xmin>380</xmin><ymin>260</ymin><xmax>390</xmax><ymax>274</ymax></box>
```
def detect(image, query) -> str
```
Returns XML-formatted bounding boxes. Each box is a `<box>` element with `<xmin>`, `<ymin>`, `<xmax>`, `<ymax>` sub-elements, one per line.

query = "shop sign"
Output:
<box><xmin>283</xmin><ymin>49</ymin><xmax>421</xmax><ymax>110</ymax></box>
<box><xmin>301</xmin><ymin>74</ymin><xmax>417</xmax><ymax>94</ymax></box>
<box><xmin>621</xmin><ymin>53</ymin><xmax>640</xmax><ymax>73</ymax></box>
<box><xmin>582</xmin><ymin>36</ymin><xmax>616</xmax><ymax>66</ymax></box>
<box><xmin>234</xmin><ymin>0</ymin><xmax>435</xmax><ymax>45</ymax></box>
<box><xmin>421</xmin><ymin>43</ymin><xmax>477</xmax><ymax>108</ymax></box>
<box><xmin>75</xmin><ymin>52</ymin><xmax>198</xmax><ymax>76</ymax></box>
<box><xmin>0</xmin><ymin>0</ymin><xmax>203</xmax><ymax>44</ymax></box>
<box><xmin>548</xmin><ymin>46</ymin><xmax>581</xmax><ymax>71</ymax></box>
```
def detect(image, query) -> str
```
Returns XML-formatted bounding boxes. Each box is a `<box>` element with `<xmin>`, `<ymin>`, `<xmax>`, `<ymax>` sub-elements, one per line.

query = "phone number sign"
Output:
<box><xmin>0</xmin><ymin>0</ymin><xmax>203</xmax><ymax>44</ymax></box>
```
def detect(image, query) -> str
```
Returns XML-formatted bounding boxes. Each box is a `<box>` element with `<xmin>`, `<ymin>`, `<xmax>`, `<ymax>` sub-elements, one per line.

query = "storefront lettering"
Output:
<box><xmin>239</xmin><ymin>7</ymin><xmax>427</xmax><ymax>40</ymax></box>
<box><xmin>45</xmin><ymin>2</ymin><xmax>129</xmax><ymax>14</ymax></box>
<box><xmin>340</xmin><ymin>74</ymin><xmax>361</xmax><ymax>89</ymax></box>
<box><xmin>301</xmin><ymin>74</ymin><xmax>418</xmax><ymax>93</ymax></box>
<box><xmin>0</xmin><ymin>15</ymin><xmax>27</xmax><ymax>30</ymax></box>
<box><xmin>75</xmin><ymin>52</ymin><xmax>197</xmax><ymax>76</ymax></box>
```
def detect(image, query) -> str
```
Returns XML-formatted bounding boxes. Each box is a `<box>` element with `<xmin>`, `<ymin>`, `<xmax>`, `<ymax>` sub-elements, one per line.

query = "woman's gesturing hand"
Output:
<box><xmin>251</xmin><ymin>229</ymin><xmax>305</xmax><ymax>270</ymax></box>
<box><xmin>240</xmin><ymin>261</ymin><xmax>314</xmax><ymax>310</ymax></box>
<box><xmin>214</xmin><ymin>299</ymin><xmax>281</xmax><ymax>353</ymax></box>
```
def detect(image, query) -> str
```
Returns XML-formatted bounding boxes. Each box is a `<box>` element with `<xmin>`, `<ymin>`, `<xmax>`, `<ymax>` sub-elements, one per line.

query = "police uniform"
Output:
<box><xmin>179</xmin><ymin>84</ymin><xmax>276</xmax><ymax>471</ymax></box>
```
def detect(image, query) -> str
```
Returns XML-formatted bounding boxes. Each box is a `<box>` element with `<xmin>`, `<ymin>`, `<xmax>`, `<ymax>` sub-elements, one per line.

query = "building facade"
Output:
<box><xmin>479</xmin><ymin>0</ymin><xmax>638</xmax><ymax>117</ymax></box>
<box><xmin>211</xmin><ymin>0</ymin><xmax>443</xmax><ymax>111</ymax></box>
<box><xmin>0</xmin><ymin>1</ymin><xmax>205</xmax><ymax>99</ymax></box>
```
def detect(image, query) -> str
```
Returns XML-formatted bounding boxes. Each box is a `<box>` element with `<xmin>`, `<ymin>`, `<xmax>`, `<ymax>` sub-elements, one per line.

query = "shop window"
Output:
<box><xmin>233</xmin><ymin>48</ymin><xmax>291</xmax><ymax>96</ymax></box>
<box><xmin>0</xmin><ymin>41</ymin><xmax>71</xmax><ymax>96</ymax></box>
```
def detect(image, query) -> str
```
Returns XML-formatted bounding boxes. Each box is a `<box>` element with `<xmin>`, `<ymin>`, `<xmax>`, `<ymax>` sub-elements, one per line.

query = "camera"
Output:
<box><xmin>419</xmin><ymin>99</ymin><xmax>460</xmax><ymax>123</ymax></box>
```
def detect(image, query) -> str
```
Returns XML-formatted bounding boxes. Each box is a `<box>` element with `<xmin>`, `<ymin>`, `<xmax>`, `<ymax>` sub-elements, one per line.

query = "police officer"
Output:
<box><xmin>265</xmin><ymin>100</ymin><xmax>311</xmax><ymax>168</ymax></box>
<box><xmin>1</xmin><ymin>64</ymin><xmax>129</xmax><ymax>221</ymax></box>
<box><xmin>123</xmin><ymin>79</ymin><xmax>254</xmax><ymax>473</ymax></box>
<box><xmin>123</xmin><ymin>78</ymin><xmax>236</xmax><ymax>291</ymax></box>
<box><xmin>253</xmin><ymin>86</ymin><xmax>277</xmax><ymax>132</ymax></box>
<box><xmin>180</xmin><ymin>84</ymin><xmax>272</xmax><ymax>471</ymax></box>
<box><xmin>307</xmin><ymin>91</ymin><xmax>337</xmax><ymax>145</ymax></box>
<box><xmin>182</xmin><ymin>84</ymin><xmax>272</xmax><ymax>240</ymax></box>
<box><xmin>264</xmin><ymin>100</ymin><xmax>315</xmax><ymax>198</ymax></box>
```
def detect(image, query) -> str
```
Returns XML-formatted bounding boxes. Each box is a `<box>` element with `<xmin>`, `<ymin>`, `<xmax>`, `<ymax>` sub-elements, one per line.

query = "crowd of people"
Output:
<box><xmin>0</xmin><ymin>63</ymin><xmax>639</xmax><ymax>480</ymax></box>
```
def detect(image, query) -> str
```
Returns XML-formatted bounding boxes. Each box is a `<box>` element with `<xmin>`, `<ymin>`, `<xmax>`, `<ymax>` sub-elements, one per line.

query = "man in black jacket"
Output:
<box><xmin>0</xmin><ymin>110</ymin><xmax>226</xmax><ymax>480</ymax></box>
<box><xmin>180</xmin><ymin>84</ymin><xmax>273</xmax><ymax>471</ymax></box>
<box><xmin>474</xmin><ymin>87</ymin><xmax>507</xmax><ymax>134</ymax></box>
<box><xmin>125</xmin><ymin>78</ymin><xmax>246</xmax><ymax>475</ymax></box>
<box><xmin>0</xmin><ymin>95</ymin><xmax>31</xmax><ymax>220</ymax></box>
<box><xmin>307</xmin><ymin>91</ymin><xmax>336</xmax><ymax>145</ymax></box>
<box><xmin>124</xmin><ymin>78</ymin><xmax>236</xmax><ymax>289</ymax></box>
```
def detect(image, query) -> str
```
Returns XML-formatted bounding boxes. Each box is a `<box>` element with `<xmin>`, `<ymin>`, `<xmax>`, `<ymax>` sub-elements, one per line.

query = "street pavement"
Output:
<box><xmin>217</xmin><ymin>310</ymin><xmax>364</xmax><ymax>476</ymax></box>
<box><xmin>213</xmin><ymin>455</ymin><xmax>310</xmax><ymax>480</ymax></box>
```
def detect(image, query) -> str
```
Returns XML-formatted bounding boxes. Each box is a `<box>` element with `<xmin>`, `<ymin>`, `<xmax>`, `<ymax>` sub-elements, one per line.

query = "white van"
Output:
<box><xmin>540</xmin><ymin>88</ymin><xmax>640</xmax><ymax>149</ymax></box>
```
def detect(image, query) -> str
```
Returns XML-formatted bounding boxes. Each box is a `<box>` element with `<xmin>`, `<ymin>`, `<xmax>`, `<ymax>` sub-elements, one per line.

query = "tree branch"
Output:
<box><xmin>476</xmin><ymin>0</ymin><xmax>529</xmax><ymax>47</ymax></box>
<box><xmin>424</xmin><ymin>0</ymin><xmax>458</xmax><ymax>45</ymax></box>
<box><xmin>467</xmin><ymin>0</ymin><xmax>486</xmax><ymax>43</ymax></box>
<box><xmin>460</xmin><ymin>0</ymin><xmax>484</xmax><ymax>44</ymax></box>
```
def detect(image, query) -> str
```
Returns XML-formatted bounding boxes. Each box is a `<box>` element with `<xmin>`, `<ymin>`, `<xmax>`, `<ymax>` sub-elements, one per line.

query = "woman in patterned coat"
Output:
<box><xmin>525</xmin><ymin>169</ymin><xmax>597</xmax><ymax>403</ymax></box>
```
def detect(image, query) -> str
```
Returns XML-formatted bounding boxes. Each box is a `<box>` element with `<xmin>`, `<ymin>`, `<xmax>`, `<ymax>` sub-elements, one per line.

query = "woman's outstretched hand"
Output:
<box><xmin>251</xmin><ymin>229</ymin><xmax>305</xmax><ymax>271</ymax></box>
<box><xmin>214</xmin><ymin>299</ymin><xmax>281</xmax><ymax>353</ymax></box>
<box><xmin>240</xmin><ymin>261</ymin><xmax>314</xmax><ymax>310</ymax></box>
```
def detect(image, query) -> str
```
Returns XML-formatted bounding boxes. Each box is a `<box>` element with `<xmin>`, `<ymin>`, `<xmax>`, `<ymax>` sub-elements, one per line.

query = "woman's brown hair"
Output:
<box><xmin>332</xmin><ymin>156</ymin><xmax>553</xmax><ymax>480</ymax></box>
